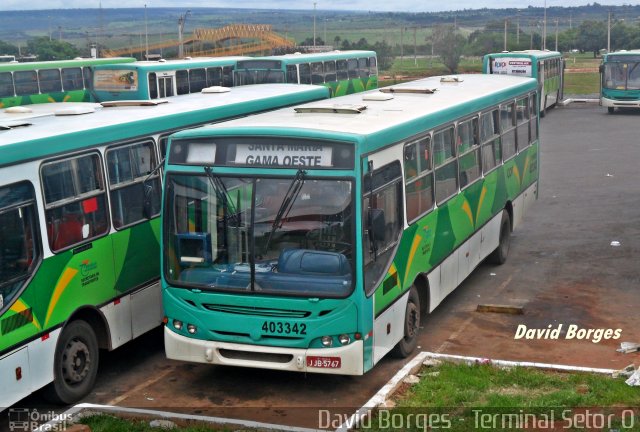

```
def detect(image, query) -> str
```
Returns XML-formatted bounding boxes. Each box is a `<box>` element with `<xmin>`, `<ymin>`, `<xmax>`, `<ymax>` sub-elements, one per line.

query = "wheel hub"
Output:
<box><xmin>61</xmin><ymin>339</ymin><xmax>91</xmax><ymax>384</ymax></box>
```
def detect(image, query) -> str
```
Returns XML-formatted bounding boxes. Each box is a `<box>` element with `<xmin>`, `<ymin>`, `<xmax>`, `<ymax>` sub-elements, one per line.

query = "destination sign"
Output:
<box><xmin>492</xmin><ymin>58</ymin><xmax>533</xmax><ymax>77</ymax></box>
<box><xmin>234</xmin><ymin>144</ymin><xmax>333</xmax><ymax>167</ymax></box>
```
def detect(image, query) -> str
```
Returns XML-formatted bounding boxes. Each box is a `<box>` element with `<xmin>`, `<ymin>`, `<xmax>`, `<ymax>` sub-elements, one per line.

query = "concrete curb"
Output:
<box><xmin>560</xmin><ymin>98</ymin><xmax>599</xmax><ymax>105</ymax></box>
<box><xmin>32</xmin><ymin>352</ymin><xmax>619</xmax><ymax>432</ymax></box>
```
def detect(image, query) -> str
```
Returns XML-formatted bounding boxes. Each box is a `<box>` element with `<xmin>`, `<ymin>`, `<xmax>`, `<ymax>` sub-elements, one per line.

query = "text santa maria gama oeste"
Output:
<box><xmin>235</xmin><ymin>143</ymin><xmax>333</xmax><ymax>167</ymax></box>
<box><xmin>514</xmin><ymin>324</ymin><xmax>621</xmax><ymax>344</ymax></box>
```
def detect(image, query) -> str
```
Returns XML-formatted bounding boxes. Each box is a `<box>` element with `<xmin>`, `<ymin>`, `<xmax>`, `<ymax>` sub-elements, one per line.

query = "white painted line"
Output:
<box><xmin>34</xmin><ymin>402</ymin><xmax>323</xmax><ymax>432</ymax></box>
<box><xmin>560</xmin><ymin>98</ymin><xmax>599</xmax><ymax>105</ymax></box>
<box><xmin>335</xmin><ymin>351</ymin><xmax>618</xmax><ymax>431</ymax></box>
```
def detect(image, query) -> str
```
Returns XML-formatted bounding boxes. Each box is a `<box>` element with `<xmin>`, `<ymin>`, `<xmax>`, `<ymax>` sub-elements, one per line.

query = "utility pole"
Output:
<box><xmin>313</xmin><ymin>2</ymin><xmax>317</xmax><ymax>48</ymax></box>
<box><xmin>144</xmin><ymin>4</ymin><xmax>149</xmax><ymax>60</ymax></box>
<box><xmin>555</xmin><ymin>19</ymin><xmax>559</xmax><ymax>51</ymax></box>
<box><xmin>400</xmin><ymin>26</ymin><xmax>404</xmax><ymax>63</ymax></box>
<box><xmin>413</xmin><ymin>26</ymin><xmax>417</xmax><ymax>66</ymax></box>
<box><xmin>324</xmin><ymin>18</ymin><xmax>327</xmax><ymax>47</ymax></box>
<box><xmin>607</xmin><ymin>10</ymin><xmax>611</xmax><ymax>52</ymax></box>
<box><xmin>516</xmin><ymin>11</ymin><xmax>520</xmax><ymax>46</ymax></box>
<box><xmin>543</xmin><ymin>0</ymin><xmax>547</xmax><ymax>50</ymax></box>
<box><xmin>178</xmin><ymin>10</ymin><xmax>191</xmax><ymax>58</ymax></box>
<box><xmin>504</xmin><ymin>19</ymin><xmax>508</xmax><ymax>51</ymax></box>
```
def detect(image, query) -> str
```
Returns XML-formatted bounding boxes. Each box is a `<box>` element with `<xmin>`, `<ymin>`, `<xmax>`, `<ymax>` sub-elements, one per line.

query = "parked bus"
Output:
<box><xmin>0</xmin><ymin>55</ymin><xmax>17</xmax><ymax>64</ymax></box>
<box><xmin>234</xmin><ymin>50</ymin><xmax>378</xmax><ymax>96</ymax></box>
<box><xmin>599</xmin><ymin>50</ymin><xmax>640</xmax><ymax>114</ymax></box>
<box><xmin>0</xmin><ymin>83</ymin><xmax>329</xmax><ymax>409</ymax></box>
<box><xmin>91</xmin><ymin>57</ymin><xmax>249</xmax><ymax>102</ymax></box>
<box><xmin>483</xmin><ymin>50</ymin><xmax>563</xmax><ymax>116</ymax></box>
<box><xmin>160</xmin><ymin>74</ymin><xmax>539</xmax><ymax>375</ymax></box>
<box><xmin>0</xmin><ymin>57</ymin><xmax>135</xmax><ymax>108</ymax></box>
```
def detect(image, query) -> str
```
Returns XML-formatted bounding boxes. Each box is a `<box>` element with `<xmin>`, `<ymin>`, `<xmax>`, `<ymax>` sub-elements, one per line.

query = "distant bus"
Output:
<box><xmin>599</xmin><ymin>50</ymin><xmax>640</xmax><ymax>113</ymax></box>
<box><xmin>483</xmin><ymin>50</ymin><xmax>564</xmax><ymax>116</ymax></box>
<box><xmin>0</xmin><ymin>84</ymin><xmax>329</xmax><ymax>409</ymax></box>
<box><xmin>160</xmin><ymin>74</ymin><xmax>539</xmax><ymax>375</ymax></box>
<box><xmin>91</xmin><ymin>57</ymin><xmax>249</xmax><ymax>102</ymax></box>
<box><xmin>0</xmin><ymin>55</ymin><xmax>17</xmax><ymax>63</ymax></box>
<box><xmin>0</xmin><ymin>57</ymin><xmax>135</xmax><ymax>108</ymax></box>
<box><xmin>234</xmin><ymin>50</ymin><xmax>378</xmax><ymax>96</ymax></box>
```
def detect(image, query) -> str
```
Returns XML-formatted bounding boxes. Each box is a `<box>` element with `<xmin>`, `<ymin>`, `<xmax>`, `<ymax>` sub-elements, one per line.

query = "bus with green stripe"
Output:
<box><xmin>0</xmin><ymin>83</ymin><xmax>329</xmax><ymax>409</ymax></box>
<box><xmin>234</xmin><ymin>50</ymin><xmax>378</xmax><ymax>97</ymax></box>
<box><xmin>483</xmin><ymin>50</ymin><xmax>563</xmax><ymax>116</ymax></box>
<box><xmin>91</xmin><ymin>57</ymin><xmax>249</xmax><ymax>102</ymax></box>
<box><xmin>0</xmin><ymin>57</ymin><xmax>135</xmax><ymax>108</ymax></box>
<box><xmin>160</xmin><ymin>73</ymin><xmax>539</xmax><ymax>374</ymax></box>
<box><xmin>599</xmin><ymin>50</ymin><xmax>640</xmax><ymax>114</ymax></box>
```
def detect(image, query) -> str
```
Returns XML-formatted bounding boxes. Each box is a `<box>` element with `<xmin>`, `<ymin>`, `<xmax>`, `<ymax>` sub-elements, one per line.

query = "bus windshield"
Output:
<box><xmin>603</xmin><ymin>62</ymin><xmax>640</xmax><ymax>90</ymax></box>
<box><xmin>0</xmin><ymin>183</ymin><xmax>39</xmax><ymax>313</ymax></box>
<box><xmin>165</xmin><ymin>174</ymin><xmax>354</xmax><ymax>297</ymax></box>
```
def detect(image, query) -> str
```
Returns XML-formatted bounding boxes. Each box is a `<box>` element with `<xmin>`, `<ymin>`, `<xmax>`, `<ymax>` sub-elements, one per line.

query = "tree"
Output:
<box><xmin>576</xmin><ymin>20</ymin><xmax>607</xmax><ymax>57</ymax></box>
<box><xmin>26</xmin><ymin>36</ymin><xmax>80</xmax><ymax>61</ymax></box>
<box><xmin>0</xmin><ymin>40</ymin><xmax>18</xmax><ymax>56</ymax></box>
<box><xmin>431</xmin><ymin>25</ymin><xmax>466</xmax><ymax>73</ymax></box>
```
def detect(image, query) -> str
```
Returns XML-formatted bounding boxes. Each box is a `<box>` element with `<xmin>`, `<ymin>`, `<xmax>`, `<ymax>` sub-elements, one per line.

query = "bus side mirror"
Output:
<box><xmin>143</xmin><ymin>183</ymin><xmax>154</xmax><ymax>220</ymax></box>
<box><xmin>368</xmin><ymin>208</ymin><xmax>386</xmax><ymax>241</ymax></box>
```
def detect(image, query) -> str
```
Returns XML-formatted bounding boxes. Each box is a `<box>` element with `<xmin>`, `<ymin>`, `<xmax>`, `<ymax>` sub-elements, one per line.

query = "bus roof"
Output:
<box><xmin>484</xmin><ymin>50</ymin><xmax>562</xmax><ymax>60</ymax></box>
<box><xmin>0</xmin><ymin>84</ymin><xmax>329</xmax><ymax>167</ymax></box>
<box><xmin>92</xmin><ymin>57</ymin><xmax>251</xmax><ymax>72</ymax></box>
<box><xmin>602</xmin><ymin>50</ymin><xmax>640</xmax><ymax>60</ymax></box>
<box><xmin>0</xmin><ymin>57</ymin><xmax>135</xmax><ymax>73</ymax></box>
<box><xmin>171</xmin><ymin>74</ymin><xmax>536</xmax><ymax>148</ymax></box>
<box><xmin>240</xmin><ymin>50</ymin><xmax>377</xmax><ymax>63</ymax></box>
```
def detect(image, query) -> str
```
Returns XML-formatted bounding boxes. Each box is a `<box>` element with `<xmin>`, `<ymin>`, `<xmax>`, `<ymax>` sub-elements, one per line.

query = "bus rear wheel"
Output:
<box><xmin>43</xmin><ymin>320</ymin><xmax>99</xmax><ymax>404</ymax></box>
<box><xmin>391</xmin><ymin>287</ymin><xmax>421</xmax><ymax>358</ymax></box>
<box><xmin>489</xmin><ymin>210</ymin><xmax>511</xmax><ymax>265</ymax></box>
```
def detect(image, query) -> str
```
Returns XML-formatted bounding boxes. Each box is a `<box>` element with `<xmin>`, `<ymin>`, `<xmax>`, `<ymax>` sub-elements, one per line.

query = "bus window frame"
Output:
<box><xmin>38</xmin><ymin>68</ymin><xmax>63</xmax><ymax>93</ymax></box>
<box><xmin>403</xmin><ymin>134</ymin><xmax>435</xmax><ymax>224</ymax></box>
<box><xmin>433</xmin><ymin>126</ymin><xmax>458</xmax><ymax>205</ymax></box>
<box><xmin>499</xmin><ymin>101</ymin><xmax>517</xmax><ymax>161</ymax></box>
<box><xmin>61</xmin><ymin>67</ymin><xmax>84</xmax><ymax>91</ymax></box>
<box><xmin>480</xmin><ymin>108</ymin><xmax>502</xmax><ymax>175</ymax></box>
<box><xmin>0</xmin><ymin>71</ymin><xmax>15</xmax><ymax>98</ymax></box>
<box><xmin>456</xmin><ymin>116</ymin><xmax>482</xmax><ymax>190</ymax></box>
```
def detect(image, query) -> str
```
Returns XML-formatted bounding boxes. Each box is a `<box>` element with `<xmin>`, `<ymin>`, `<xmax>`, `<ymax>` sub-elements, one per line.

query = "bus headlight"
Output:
<box><xmin>338</xmin><ymin>334</ymin><xmax>351</xmax><ymax>345</ymax></box>
<box><xmin>187</xmin><ymin>324</ymin><xmax>197</xmax><ymax>334</ymax></box>
<box><xmin>321</xmin><ymin>336</ymin><xmax>333</xmax><ymax>347</ymax></box>
<box><xmin>173</xmin><ymin>319</ymin><xmax>183</xmax><ymax>331</ymax></box>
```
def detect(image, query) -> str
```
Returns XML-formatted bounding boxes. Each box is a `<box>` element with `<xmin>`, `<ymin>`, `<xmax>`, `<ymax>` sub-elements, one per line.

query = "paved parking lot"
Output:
<box><xmin>7</xmin><ymin>103</ymin><xmax>640</xmax><ymax>430</ymax></box>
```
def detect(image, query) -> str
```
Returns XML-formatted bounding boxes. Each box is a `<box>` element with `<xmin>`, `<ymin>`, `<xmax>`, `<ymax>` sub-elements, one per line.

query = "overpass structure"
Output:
<box><xmin>102</xmin><ymin>24</ymin><xmax>295</xmax><ymax>58</ymax></box>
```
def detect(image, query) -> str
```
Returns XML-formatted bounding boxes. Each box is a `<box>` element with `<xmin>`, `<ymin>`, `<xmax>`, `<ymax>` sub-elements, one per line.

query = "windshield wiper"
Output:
<box><xmin>263</xmin><ymin>169</ymin><xmax>306</xmax><ymax>254</ymax></box>
<box><xmin>204</xmin><ymin>167</ymin><xmax>238</xmax><ymax>219</ymax></box>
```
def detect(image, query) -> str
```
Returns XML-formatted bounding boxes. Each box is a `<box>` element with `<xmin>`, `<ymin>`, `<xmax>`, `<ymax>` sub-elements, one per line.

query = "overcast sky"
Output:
<box><xmin>0</xmin><ymin>1</ymin><xmax>637</xmax><ymax>12</ymax></box>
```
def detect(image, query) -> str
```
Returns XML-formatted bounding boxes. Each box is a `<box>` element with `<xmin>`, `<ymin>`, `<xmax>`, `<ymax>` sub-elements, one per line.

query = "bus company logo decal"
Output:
<box><xmin>80</xmin><ymin>259</ymin><xmax>99</xmax><ymax>286</ymax></box>
<box><xmin>514</xmin><ymin>324</ymin><xmax>622</xmax><ymax>344</ymax></box>
<box><xmin>8</xmin><ymin>408</ymin><xmax>73</xmax><ymax>431</ymax></box>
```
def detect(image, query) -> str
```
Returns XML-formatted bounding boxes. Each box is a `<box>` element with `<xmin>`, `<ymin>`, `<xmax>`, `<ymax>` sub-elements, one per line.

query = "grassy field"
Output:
<box><xmin>361</xmin><ymin>362</ymin><xmax>640</xmax><ymax>432</ymax></box>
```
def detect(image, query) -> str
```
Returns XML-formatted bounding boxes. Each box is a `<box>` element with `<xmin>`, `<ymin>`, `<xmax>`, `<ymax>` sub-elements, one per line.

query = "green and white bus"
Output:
<box><xmin>91</xmin><ymin>57</ymin><xmax>249</xmax><ymax>102</ymax></box>
<box><xmin>0</xmin><ymin>57</ymin><xmax>135</xmax><ymax>108</ymax></box>
<box><xmin>0</xmin><ymin>83</ymin><xmax>329</xmax><ymax>409</ymax></box>
<box><xmin>234</xmin><ymin>50</ymin><xmax>378</xmax><ymax>97</ymax></box>
<box><xmin>160</xmin><ymin>74</ymin><xmax>539</xmax><ymax>375</ymax></box>
<box><xmin>599</xmin><ymin>50</ymin><xmax>640</xmax><ymax>113</ymax></box>
<box><xmin>483</xmin><ymin>50</ymin><xmax>563</xmax><ymax>116</ymax></box>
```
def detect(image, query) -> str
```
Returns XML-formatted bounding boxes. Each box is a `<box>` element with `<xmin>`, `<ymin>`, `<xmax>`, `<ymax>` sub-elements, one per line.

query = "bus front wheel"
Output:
<box><xmin>489</xmin><ymin>210</ymin><xmax>511</xmax><ymax>265</ymax></box>
<box><xmin>607</xmin><ymin>107</ymin><xmax>615</xmax><ymax>114</ymax></box>
<box><xmin>391</xmin><ymin>287</ymin><xmax>421</xmax><ymax>358</ymax></box>
<box><xmin>44</xmin><ymin>319</ymin><xmax>99</xmax><ymax>404</ymax></box>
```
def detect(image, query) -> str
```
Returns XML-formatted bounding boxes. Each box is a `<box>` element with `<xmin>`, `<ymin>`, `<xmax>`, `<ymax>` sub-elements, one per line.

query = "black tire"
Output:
<box><xmin>391</xmin><ymin>287</ymin><xmax>421</xmax><ymax>358</ymax></box>
<box><xmin>488</xmin><ymin>210</ymin><xmax>511</xmax><ymax>265</ymax></box>
<box><xmin>43</xmin><ymin>320</ymin><xmax>99</xmax><ymax>404</ymax></box>
<box><xmin>607</xmin><ymin>107</ymin><xmax>615</xmax><ymax>114</ymax></box>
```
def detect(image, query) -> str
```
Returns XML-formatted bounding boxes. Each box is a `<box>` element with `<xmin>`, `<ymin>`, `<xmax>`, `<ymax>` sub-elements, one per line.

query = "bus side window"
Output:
<box><xmin>42</xmin><ymin>153</ymin><xmax>109</xmax><ymax>252</ymax></box>
<box><xmin>311</xmin><ymin>62</ymin><xmax>324</xmax><ymax>84</ymax></box>
<box><xmin>38</xmin><ymin>69</ymin><xmax>62</xmax><ymax>93</ymax></box>
<box><xmin>363</xmin><ymin>161</ymin><xmax>403</xmax><ymax>294</ymax></box>
<box><xmin>481</xmin><ymin>110</ymin><xmax>501</xmax><ymax>173</ymax></box>
<box><xmin>14</xmin><ymin>70</ymin><xmax>39</xmax><ymax>96</ymax></box>
<box><xmin>207</xmin><ymin>67</ymin><xmax>222</xmax><ymax>87</ymax></box>
<box><xmin>83</xmin><ymin>67</ymin><xmax>92</xmax><ymax>89</ymax></box>
<box><xmin>516</xmin><ymin>96</ymin><xmax>530</xmax><ymax>151</ymax></box>
<box><xmin>189</xmin><ymin>68</ymin><xmax>207</xmax><ymax>93</ymax></box>
<box><xmin>149</xmin><ymin>72</ymin><xmax>158</xmax><ymax>99</ymax></box>
<box><xmin>433</xmin><ymin>127</ymin><xmax>458</xmax><ymax>204</ymax></box>
<box><xmin>286</xmin><ymin>65</ymin><xmax>298</xmax><ymax>84</ymax></box>
<box><xmin>369</xmin><ymin>57</ymin><xmax>378</xmax><ymax>76</ymax></box>
<box><xmin>529</xmin><ymin>93</ymin><xmax>538</xmax><ymax>142</ymax></box>
<box><xmin>0</xmin><ymin>72</ymin><xmax>14</xmax><ymax>97</ymax></box>
<box><xmin>404</xmin><ymin>136</ymin><xmax>434</xmax><ymax>223</ymax></box>
<box><xmin>358</xmin><ymin>58</ymin><xmax>369</xmax><ymax>78</ymax></box>
<box><xmin>347</xmin><ymin>58</ymin><xmax>358</xmax><ymax>79</ymax></box>
<box><xmin>324</xmin><ymin>60</ymin><xmax>336</xmax><ymax>82</ymax></box>
<box><xmin>106</xmin><ymin>141</ymin><xmax>161</xmax><ymax>228</ymax></box>
<box><xmin>336</xmin><ymin>60</ymin><xmax>348</xmax><ymax>80</ymax></box>
<box><xmin>222</xmin><ymin>66</ymin><xmax>234</xmax><ymax>87</ymax></box>
<box><xmin>61</xmin><ymin>67</ymin><xmax>83</xmax><ymax>91</ymax></box>
<box><xmin>500</xmin><ymin>102</ymin><xmax>517</xmax><ymax>160</ymax></box>
<box><xmin>457</xmin><ymin>117</ymin><xmax>481</xmax><ymax>189</ymax></box>
<box><xmin>299</xmin><ymin>63</ymin><xmax>311</xmax><ymax>84</ymax></box>
<box><xmin>176</xmin><ymin>70</ymin><xmax>189</xmax><ymax>95</ymax></box>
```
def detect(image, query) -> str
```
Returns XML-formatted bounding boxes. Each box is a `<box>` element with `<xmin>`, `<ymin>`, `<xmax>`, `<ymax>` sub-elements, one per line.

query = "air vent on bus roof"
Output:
<box><xmin>362</xmin><ymin>92</ymin><xmax>394</xmax><ymax>101</ymax></box>
<box><xmin>379</xmin><ymin>87</ymin><xmax>437</xmax><ymax>94</ymax></box>
<box><xmin>4</xmin><ymin>106</ymin><xmax>33</xmax><ymax>114</ymax></box>
<box><xmin>440</xmin><ymin>76</ymin><xmax>463</xmax><ymax>83</ymax></box>
<box><xmin>54</xmin><ymin>106</ymin><xmax>96</xmax><ymax>116</ymax></box>
<box><xmin>294</xmin><ymin>104</ymin><xmax>367</xmax><ymax>114</ymax></box>
<box><xmin>101</xmin><ymin>100</ymin><xmax>169</xmax><ymax>107</ymax></box>
<box><xmin>201</xmin><ymin>86</ymin><xmax>231</xmax><ymax>94</ymax></box>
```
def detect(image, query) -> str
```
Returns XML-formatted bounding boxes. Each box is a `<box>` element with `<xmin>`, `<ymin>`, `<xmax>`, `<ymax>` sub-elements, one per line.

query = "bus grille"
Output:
<box><xmin>218</xmin><ymin>349</ymin><xmax>293</xmax><ymax>364</ymax></box>
<box><xmin>202</xmin><ymin>304</ymin><xmax>311</xmax><ymax>318</ymax></box>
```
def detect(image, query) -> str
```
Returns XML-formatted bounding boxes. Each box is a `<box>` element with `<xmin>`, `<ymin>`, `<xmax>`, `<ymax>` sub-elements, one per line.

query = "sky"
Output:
<box><xmin>1</xmin><ymin>0</ymin><xmax>638</xmax><ymax>12</ymax></box>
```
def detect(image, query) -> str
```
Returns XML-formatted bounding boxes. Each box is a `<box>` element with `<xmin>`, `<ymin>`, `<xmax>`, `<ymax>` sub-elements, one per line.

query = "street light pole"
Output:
<box><xmin>178</xmin><ymin>10</ymin><xmax>191</xmax><ymax>58</ymax></box>
<box><xmin>144</xmin><ymin>4</ymin><xmax>149</xmax><ymax>60</ymax></box>
<box><xmin>313</xmin><ymin>2</ymin><xmax>317</xmax><ymax>48</ymax></box>
<box><xmin>543</xmin><ymin>0</ymin><xmax>547</xmax><ymax>50</ymax></box>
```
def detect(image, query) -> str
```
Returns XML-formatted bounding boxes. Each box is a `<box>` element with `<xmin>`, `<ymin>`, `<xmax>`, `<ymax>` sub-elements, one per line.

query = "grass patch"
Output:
<box><xmin>564</xmin><ymin>72</ymin><xmax>600</xmax><ymax>96</ymax></box>
<box><xmin>358</xmin><ymin>362</ymin><xmax>640</xmax><ymax>432</ymax></box>
<box><xmin>80</xmin><ymin>413</ymin><xmax>239</xmax><ymax>432</ymax></box>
